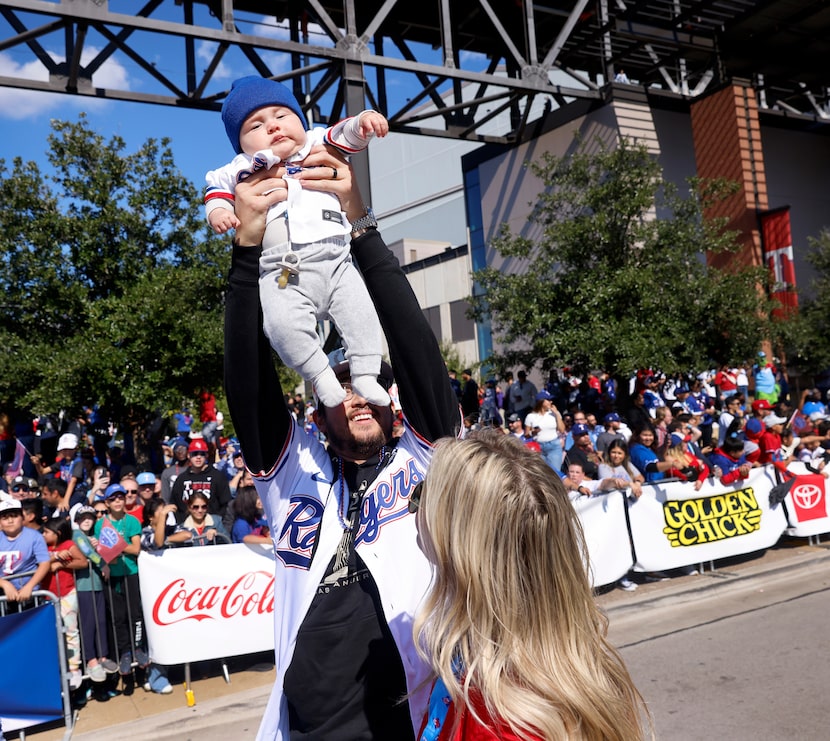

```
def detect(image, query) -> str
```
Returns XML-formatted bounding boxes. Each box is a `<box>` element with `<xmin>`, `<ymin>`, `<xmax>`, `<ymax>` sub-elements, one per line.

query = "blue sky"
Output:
<box><xmin>2</xmin><ymin>91</ymin><xmax>219</xmax><ymax>191</ymax></box>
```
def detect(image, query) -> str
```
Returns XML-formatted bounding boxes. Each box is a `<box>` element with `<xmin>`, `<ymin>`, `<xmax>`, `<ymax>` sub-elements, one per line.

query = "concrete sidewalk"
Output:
<box><xmin>15</xmin><ymin>537</ymin><xmax>830</xmax><ymax>741</ymax></box>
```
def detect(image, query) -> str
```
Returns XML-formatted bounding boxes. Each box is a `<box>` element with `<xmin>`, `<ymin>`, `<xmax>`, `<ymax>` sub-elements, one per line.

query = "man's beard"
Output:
<box><xmin>327</xmin><ymin>421</ymin><xmax>389</xmax><ymax>462</ymax></box>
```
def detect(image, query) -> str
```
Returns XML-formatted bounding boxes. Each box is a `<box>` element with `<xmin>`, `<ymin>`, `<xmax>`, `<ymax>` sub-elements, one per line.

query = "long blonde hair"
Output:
<box><xmin>413</xmin><ymin>430</ymin><xmax>650</xmax><ymax>740</ymax></box>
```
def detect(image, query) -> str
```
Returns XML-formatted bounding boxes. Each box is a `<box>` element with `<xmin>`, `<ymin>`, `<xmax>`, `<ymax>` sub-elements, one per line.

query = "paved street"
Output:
<box><xmin>612</xmin><ymin>556</ymin><xmax>830</xmax><ymax>740</ymax></box>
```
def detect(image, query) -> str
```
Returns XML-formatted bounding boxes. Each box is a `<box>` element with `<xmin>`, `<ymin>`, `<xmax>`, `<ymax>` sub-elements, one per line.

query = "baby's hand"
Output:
<box><xmin>209</xmin><ymin>210</ymin><xmax>241</xmax><ymax>235</ymax></box>
<box><xmin>359</xmin><ymin>111</ymin><xmax>389</xmax><ymax>139</ymax></box>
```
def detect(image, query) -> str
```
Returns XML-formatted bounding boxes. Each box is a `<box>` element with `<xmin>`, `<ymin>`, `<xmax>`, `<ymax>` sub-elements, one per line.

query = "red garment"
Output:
<box><xmin>759</xmin><ymin>430</ymin><xmax>782</xmax><ymax>464</ymax></box>
<box><xmin>668</xmin><ymin>451</ymin><xmax>710</xmax><ymax>483</ymax></box>
<box><xmin>199</xmin><ymin>389</ymin><xmax>217</xmax><ymax>423</ymax></box>
<box><xmin>713</xmin><ymin>370</ymin><xmax>737</xmax><ymax>393</ymax></box>
<box><xmin>43</xmin><ymin>541</ymin><xmax>76</xmax><ymax>598</ymax></box>
<box><xmin>127</xmin><ymin>504</ymin><xmax>144</xmax><ymax>525</ymax></box>
<box><xmin>420</xmin><ymin>692</ymin><xmax>543</xmax><ymax>741</ymax></box>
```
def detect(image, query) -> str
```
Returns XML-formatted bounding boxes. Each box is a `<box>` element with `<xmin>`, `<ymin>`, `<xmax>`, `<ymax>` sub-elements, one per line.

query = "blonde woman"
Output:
<box><xmin>411</xmin><ymin>430</ymin><xmax>650</xmax><ymax>740</ymax></box>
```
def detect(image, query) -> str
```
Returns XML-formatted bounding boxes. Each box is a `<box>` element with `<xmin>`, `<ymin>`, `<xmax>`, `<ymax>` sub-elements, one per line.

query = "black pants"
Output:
<box><xmin>105</xmin><ymin>573</ymin><xmax>145</xmax><ymax>660</ymax></box>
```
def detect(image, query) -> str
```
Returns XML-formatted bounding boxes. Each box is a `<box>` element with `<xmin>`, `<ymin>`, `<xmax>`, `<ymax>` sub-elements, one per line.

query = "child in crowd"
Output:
<box><xmin>90</xmin><ymin>483</ymin><xmax>146</xmax><ymax>694</ymax></box>
<box><xmin>72</xmin><ymin>505</ymin><xmax>118</xmax><ymax>684</ymax></box>
<box><xmin>205</xmin><ymin>75</ymin><xmax>390</xmax><ymax>408</ymax></box>
<box><xmin>663</xmin><ymin>431</ymin><xmax>710</xmax><ymax>490</ymax></box>
<box><xmin>21</xmin><ymin>497</ymin><xmax>45</xmax><ymax>530</ymax></box>
<box><xmin>709</xmin><ymin>431</ymin><xmax>753</xmax><ymax>486</ymax></box>
<box><xmin>0</xmin><ymin>499</ymin><xmax>50</xmax><ymax>602</ymax></box>
<box><xmin>42</xmin><ymin>517</ymin><xmax>88</xmax><ymax>689</ymax></box>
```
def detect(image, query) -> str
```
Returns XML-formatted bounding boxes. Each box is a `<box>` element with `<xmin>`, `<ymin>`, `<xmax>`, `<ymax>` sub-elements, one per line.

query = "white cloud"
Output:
<box><xmin>196</xmin><ymin>41</ymin><xmax>234</xmax><ymax>81</ymax></box>
<box><xmin>0</xmin><ymin>47</ymin><xmax>130</xmax><ymax>120</ymax></box>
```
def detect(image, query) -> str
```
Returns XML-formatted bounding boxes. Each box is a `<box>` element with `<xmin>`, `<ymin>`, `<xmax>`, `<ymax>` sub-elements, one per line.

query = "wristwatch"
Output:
<box><xmin>350</xmin><ymin>207</ymin><xmax>378</xmax><ymax>238</ymax></box>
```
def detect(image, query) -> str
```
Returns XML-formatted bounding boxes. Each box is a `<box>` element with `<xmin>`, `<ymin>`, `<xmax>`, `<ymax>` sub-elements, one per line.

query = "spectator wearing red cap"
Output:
<box><xmin>751</xmin><ymin>398</ymin><xmax>773</xmax><ymax>418</ymax></box>
<box><xmin>169</xmin><ymin>438</ymin><xmax>232</xmax><ymax>522</ymax></box>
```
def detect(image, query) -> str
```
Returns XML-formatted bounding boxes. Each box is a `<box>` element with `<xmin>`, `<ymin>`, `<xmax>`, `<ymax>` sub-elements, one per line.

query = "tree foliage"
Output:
<box><xmin>469</xmin><ymin>137</ymin><xmax>778</xmax><ymax>377</ymax></box>
<box><xmin>0</xmin><ymin>115</ymin><xmax>230</xmax><ymax>425</ymax></box>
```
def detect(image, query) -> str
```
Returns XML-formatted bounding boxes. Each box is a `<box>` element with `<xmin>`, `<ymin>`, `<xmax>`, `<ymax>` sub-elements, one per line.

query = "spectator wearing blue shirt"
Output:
<box><xmin>0</xmin><ymin>499</ymin><xmax>50</xmax><ymax>602</ymax></box>
<box><xmin>230</xmin><ymin>486</ymin><xmax>270</xmax><ymax>545</ymax></box>
<box><xmin>629</xmin><ymin>427</ymin><xmax>674</xmax><ymax>483</ymax></box>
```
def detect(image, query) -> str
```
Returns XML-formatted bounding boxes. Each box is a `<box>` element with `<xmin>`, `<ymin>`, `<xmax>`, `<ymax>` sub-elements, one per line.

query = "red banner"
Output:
<box><xmin>759</xmin><ymin>207</ymin><xmax>798</xmax><ymax>320</ymax></box>
<box><xmin>789</xmin><ymin>474</ymin><xmax>828</xmax><ymax>522</ymax></box>
<box><xmin>96</xmin><ymin>517</ymin><xmax>128</xmax><ymax>563</ymax></box>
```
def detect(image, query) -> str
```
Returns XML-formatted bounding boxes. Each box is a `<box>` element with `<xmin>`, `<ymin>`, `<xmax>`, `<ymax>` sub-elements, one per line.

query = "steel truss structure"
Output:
<box><xmin>0</xmin><ymin>1</ymin><xmax>828</xmax><ymax>144</ymax></box>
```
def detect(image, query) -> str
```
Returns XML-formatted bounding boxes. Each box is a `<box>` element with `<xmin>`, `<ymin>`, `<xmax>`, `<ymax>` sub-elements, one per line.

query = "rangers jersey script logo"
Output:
<box><xmin>276</xmin><ymin>459</ymin><xmax>423</xmax><ymax>569</ymax></box>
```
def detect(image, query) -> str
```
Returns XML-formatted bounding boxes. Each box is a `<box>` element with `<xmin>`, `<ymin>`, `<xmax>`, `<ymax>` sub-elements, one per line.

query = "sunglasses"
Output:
<box><xmin>11</xmin><ymin>485</ymin><xmax>31</xmax><ymax>493</ymax></box>
<box><xmin>189</xmin><ymin>451</ymin><xmax>207</xmax><ymax>457</ymax></box>
<box><xmin>408</xmin><ymin>480</ymin><xmax>424</xmax><ymax>514</ymax></box>
<box><xmin>94</xmin><ymin>510</ymin><xmax>108</xmax><ymax>516</ymax></box>
<box><xmin>189</xmin><ymin>504</ymin><xmax>208</xmax><ymax>511</ymax></box>
<box><xmin>107</xmin><ymin>493</ymin><xmax>126</xmax><ymax>501</ymax></box>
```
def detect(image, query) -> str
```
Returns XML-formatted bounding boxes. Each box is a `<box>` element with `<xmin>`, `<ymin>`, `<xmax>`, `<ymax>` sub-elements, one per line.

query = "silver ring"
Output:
<box><xmin>331</xmin><ymin>167</ymin><xmax>338</xmax><ymax>180</ymax></box>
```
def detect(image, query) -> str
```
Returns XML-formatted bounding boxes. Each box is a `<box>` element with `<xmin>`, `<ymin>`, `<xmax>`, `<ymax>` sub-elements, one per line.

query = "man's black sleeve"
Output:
<box><xmin>224</xmin><ymin>245</ymin><xmax>291</xmax><ymax>474</ymax></box>
<box><xmin>351</xmin><ymin>230</ymin><xmax>460</xmax><ymax>443</ymax></box>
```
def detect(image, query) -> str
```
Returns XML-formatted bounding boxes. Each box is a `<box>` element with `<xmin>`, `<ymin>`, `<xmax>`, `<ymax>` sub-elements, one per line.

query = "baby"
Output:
<box><xmin>205</xmin><ymin>76</ymin><xmax>390</xmax><ymax>408</ymax></box>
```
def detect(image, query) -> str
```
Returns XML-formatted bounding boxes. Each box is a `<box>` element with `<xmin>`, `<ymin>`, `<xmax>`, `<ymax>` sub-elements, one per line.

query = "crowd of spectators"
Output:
<box><xmin>452</xmin><ymin>354</ymin><xmax>830</xmax><ymax>589</ymax></box>
<box><xmin>0</xmin><ymin>399</ymin><xmax>284</xmax><ymax>710</ymax></box>
<box><xmin>1</xmin><ymin>350</ymin><xmax>828</xmax><ymax>714</ymax></box>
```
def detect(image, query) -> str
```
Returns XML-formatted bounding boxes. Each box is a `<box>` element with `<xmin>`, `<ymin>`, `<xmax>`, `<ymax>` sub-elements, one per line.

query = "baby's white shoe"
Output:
<box><xmin>312</xmin><ymin>367</ymin><xmax>347</xmax><ymax>407</ymax></box>
<box><xmin>350</xmin><ymin>375</ymin><xmax>392</xmax><ymax>406</ymax></box>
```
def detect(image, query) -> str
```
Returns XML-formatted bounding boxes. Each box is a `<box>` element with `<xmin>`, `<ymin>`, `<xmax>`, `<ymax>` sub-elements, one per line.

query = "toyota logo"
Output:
<box><xmin>793</xmin><ymin>482</ymin><xmax>823</xmax><ymax>510</ymax></box>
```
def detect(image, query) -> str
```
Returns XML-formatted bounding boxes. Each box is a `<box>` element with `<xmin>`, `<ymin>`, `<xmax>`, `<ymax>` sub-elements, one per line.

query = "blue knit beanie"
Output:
<box><xmin>221</xmin><ymin>76</ymin><xmax>308</xmax><ymax>154</ymax></box>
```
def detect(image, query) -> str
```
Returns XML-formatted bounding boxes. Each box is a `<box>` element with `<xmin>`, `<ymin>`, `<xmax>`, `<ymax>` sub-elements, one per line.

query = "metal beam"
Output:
<box><xmin>0</xmin><ymin>0</ymin><xmax>825</xmax><ymax>142</ymax></box>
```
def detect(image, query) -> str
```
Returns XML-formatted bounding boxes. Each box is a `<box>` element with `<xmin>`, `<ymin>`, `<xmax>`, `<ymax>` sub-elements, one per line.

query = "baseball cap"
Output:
<box><xmin>744</xmin><ymin>417</ymin><xmax>763</xmax><ymax>440</ymax></box>
<box><xmin>571</xmin><ymin>423</ymin><xmax>590</xmax><ymax>437</ymax></box>
<box><xmin>326</xmin><ymin>347</ymin><xmax>394</xmax><ymax>388</ymax></box>
<box><xmin>535</xmin><ymin>390</ymin><xmax>552</xmax><ymax>402</ymax></box>
<box><xmin>764</xmin><ymin>413</ymin><xmax>787</xmax><ymax>427</ymax></box>
<box><xmin>188</xmin><ymin>438</ymin><xmax>209</xmax><ymax>454</ymax></box>
<box><xmin>104</xmin><ymin>483</ymin><xmax>127</xmax><ymax>500</ymax></box>
<box><xmin>74</xmin><ymin>505</ymin><xmax>97</xmax><ymax>522</ymax></box>
<box><xmin>751</xmin><ymin>399</ymin><xmax>772</xmax><ymax>413</ymax></box>
<box><xmin>168</xmin><ymin>436</ymin><xmax>188</xmax><ymax>451</ymax></box>
<box><xmin>136</xmin><ymin>472</ymin><xmax>157</xmax><ymax>486</ymax></box>
<box><xmin>58</xmin><ymin>433</ymin><xmax>78</xmax><ymax>451</ymax></box>
<box><xmin>507</xmin><ymin>413</ymin><xmax>521</xmax><ymax>424</ymax></box>
<box><xmin>603</xmin><ymin>412</ymin><xmax>621</xmax><ymax>424</ymax></box>
<box><xmin>0</xmin><ymin>499</ymin><xmax>23</xmax><ymax>515</ymax></box>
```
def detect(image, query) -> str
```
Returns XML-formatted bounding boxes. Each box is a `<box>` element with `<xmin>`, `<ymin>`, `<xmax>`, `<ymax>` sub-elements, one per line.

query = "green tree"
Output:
<box><xmin>0</xmin><ymin>115</ymin><xmax>303</xmax><ymax>441</ymax></box>
<box><xmin>469</xmin><ymin>137</ymin><xmax>777</xmax><ymax>378</ymax></box>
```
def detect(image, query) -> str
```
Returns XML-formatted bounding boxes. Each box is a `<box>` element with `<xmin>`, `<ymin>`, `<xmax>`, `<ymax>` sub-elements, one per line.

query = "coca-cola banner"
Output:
<box><xmin>138</xmin><ymin>544</ymin><xmax>276</xmax><ymax>664</ymax></box>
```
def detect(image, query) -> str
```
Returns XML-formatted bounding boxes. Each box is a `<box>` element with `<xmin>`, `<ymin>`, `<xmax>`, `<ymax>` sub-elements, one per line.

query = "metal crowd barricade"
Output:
<box><xmin>0</xmin><ymin>573</ymin><xmax>74</xmax><ymax>741</ymax></box>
